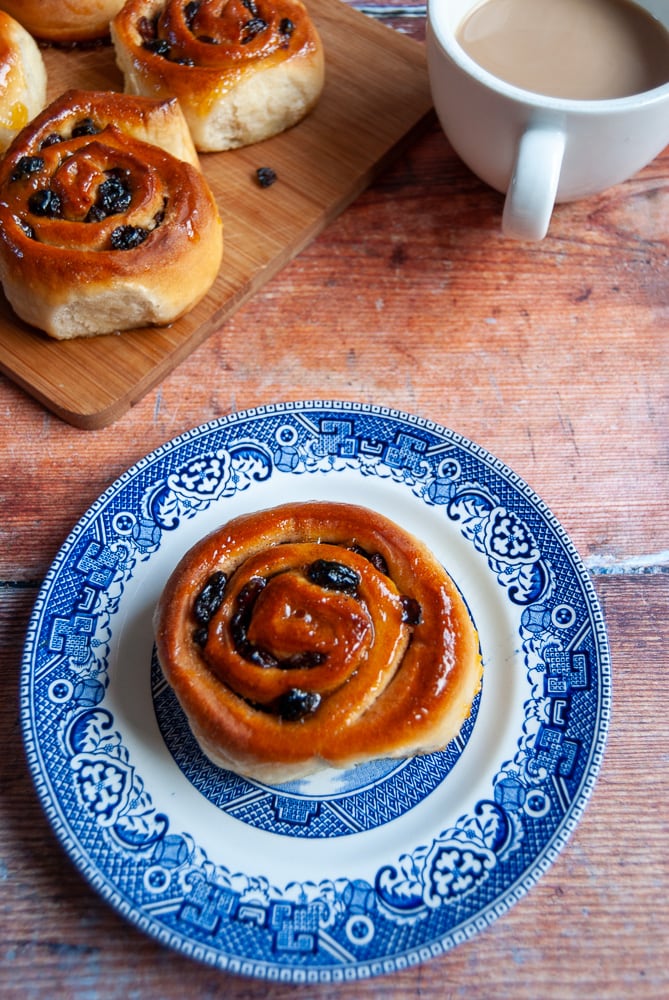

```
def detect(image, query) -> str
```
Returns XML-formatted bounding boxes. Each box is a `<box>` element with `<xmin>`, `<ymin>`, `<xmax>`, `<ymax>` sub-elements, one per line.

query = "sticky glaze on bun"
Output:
<box><xmin>111</xmin><ymin>0</ymin><xmax>325</xmax><ymax>151</ymax></box>
<box><xmin>0</xmin><ymin>11</ymin><xmax>47</xmax><ymax>153</ymax></box>
<box><xmin>154</xmin><ymin>501</ymin><xmax>483</xmax><ymax>783</ymax></box>
<box><xmin>0</xmin><ymin>0</ymin><xmax>126</xmax><ymax>43</ymax></box>
<box><xmin>0</xmin><ymin>89</ymin><xmax>223</xmax><ymax>339</ymax></box>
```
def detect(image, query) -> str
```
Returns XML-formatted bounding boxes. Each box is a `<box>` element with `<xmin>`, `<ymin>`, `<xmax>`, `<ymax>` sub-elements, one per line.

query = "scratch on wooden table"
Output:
<box><xmin>525</xmin><ymin>425</ymin><xmax>537</xmax><ymax>464</ymax></box>
<box><xmin>584</xmin><ymin>550</ymin><xmax>669</xmax><ymax>575</ymax></box>
<box><xmin>556</xmin><ymin>399</ymin><xmax>581</xmax><ymax>457</ymax></box>
<box><xmin>353</xmin><ymin>3</ymin><xmax>427</xmax><ymax>17</ymax></box>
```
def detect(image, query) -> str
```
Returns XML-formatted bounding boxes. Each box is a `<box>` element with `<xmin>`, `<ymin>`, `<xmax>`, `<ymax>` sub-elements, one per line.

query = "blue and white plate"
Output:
<box><xmin>21</xmin><ymin>401</ymin><xmax>611</xmax><ymax>982</ymax></box>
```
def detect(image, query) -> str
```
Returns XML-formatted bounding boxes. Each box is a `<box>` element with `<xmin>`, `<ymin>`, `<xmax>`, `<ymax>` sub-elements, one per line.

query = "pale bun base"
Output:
<box><xmin>3</xmin><ymin>274</ymin><xmax>219</xmax><ymax>340</ymax></box>
<box><xmin>188</xmin><ymin>53</ymin><xmax>326</xmax><ymax>153</ymax></box>
<box><xmin>111</xmin><ymin>25</ymin><xmax>325</xmax><ymax>152</ymax></box>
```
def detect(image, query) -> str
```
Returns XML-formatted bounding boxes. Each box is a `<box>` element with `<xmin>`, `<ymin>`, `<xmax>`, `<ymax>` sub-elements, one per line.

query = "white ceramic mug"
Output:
<box><xmin>426</xmin><ymin>0</ymin><xmax>669</xmax><ymax>240</ymax></box>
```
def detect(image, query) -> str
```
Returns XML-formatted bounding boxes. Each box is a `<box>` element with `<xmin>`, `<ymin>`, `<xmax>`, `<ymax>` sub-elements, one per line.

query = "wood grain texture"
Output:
<box><xmin>0</xmin><ymin>0</ymin><xmax>433</xmax><ymax>428</ymax></box>
<box><xmin>0</xmin><ymin>3</ymin><xmax>667</xmax><ymax>997</ymax></box>
<box><xmin>1</xmin><ymin>126</ymin><xmax>666</xmax><ymax>580</ymax></box>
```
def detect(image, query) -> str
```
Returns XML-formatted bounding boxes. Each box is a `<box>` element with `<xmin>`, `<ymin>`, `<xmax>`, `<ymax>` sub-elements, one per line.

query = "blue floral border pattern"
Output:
<box><xmin>21</xmin><ymin>401</ymin><xmax>611</xmax><ymax>981</ymax></box>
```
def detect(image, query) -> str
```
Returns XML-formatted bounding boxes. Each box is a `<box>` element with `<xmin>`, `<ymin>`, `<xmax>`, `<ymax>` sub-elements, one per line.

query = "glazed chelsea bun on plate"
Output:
<box><xmin>154</xmin><ymin>501</ymin><xmax>483</xmax><ymax>784</ymax></box>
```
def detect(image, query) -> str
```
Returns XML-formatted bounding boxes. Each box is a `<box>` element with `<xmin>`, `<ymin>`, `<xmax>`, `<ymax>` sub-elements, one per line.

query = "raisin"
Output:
<box><xmin>193</xmin><ymin>626</ymin><xmax>209</xmax><ymax>648</ymax></box>
<box><xmin>197</xmin><ymin>35</ymin><xmax>219</xmax><ymax>44</ymax></box>
<box><xmin>238</xmin><ymin>641</ymin><xmax>279</xmax><ymax>668</ymax></box>
<box><xmin>400</xmin><ymin>595</ymin><xmax>422</xmax><ymax>625</ymax></box>
<box><xmin>281</xmin><ymin>651</ymin><xmax>326</xmax><ymax>669</ymax></box>
<box><xmin>230</xmin><ymin>577</ymin><xmax>268</xmax><ymax>659</ymax></box>
<box><xmin>184</xmin><ymin>0</ymin><xmax>200</xmax><ymax>28</ymax></box>
<box><xmin>98</xmin><ymin>175</ymin><xmax>132</xmax><ymax>215</ymax></box>
<box><xmin>71</xmin><ymin>117</ymin><xmax>100</xmax><ymax>138</ymax></box>
<box><xmin>242</xmin><ymin>0</ymin><xmax>259</xmax><ymax>13</ymax></box>
<box><xmin>11</xmin><ymin>156</ymin><xmax>44</xmax><ymax>182</ymax></box>
<box><xmin>256</xmin><ymin>166</ymin><xmax>277</xmax><ymax>188</ymax></box>
<box><xmin>86</xmin><ymin>175</ymin><xmax>133</xmax><ymax>222</ymax></box>
<box><xmin>280</xmin><ymin>18</ymin><xmax>294</xmax><ymax>36</ymax></box>
<box><xmin>137</xmin><ymin>15</ymin><xmax>157</xmax><ymax>42</ymax></box>
<box><xmin>193</xmin><ymin>570</ymin><xmax>227</xmax><ymax>625</ymax></box>
<box><xmin>143</xmin><ymin>38</ymin><xmax>171</xmax><ymax>57</ymax></box>
<box><xmin>370</xmin><ymin>552</ymin><xmax>389</xmax><ymax>574</ymax></box>
<box><xmin>307</xmin><ymin>559</ymin><xmax>360</xmax><ymax>594</ymax></box>
<box><xmin>349</xmin><ymin>544</ymin><xmax>389</xmax><ymax>576</ymax></box>
<box><xmin>233</xmin><ymin>577</ymin><xmax>266</xmax><ymax>624</ymax></box>
<box><xmin>110</xmin><ymin>225</ymin><xmax>149</xmax><ymax>250</ymax></box>
<box><xmin>28</xmin><ymin>189</ymin><xmax>62</xmax><ymax>218</ymax></box>
<box><xmin>39</xmin><ymin>134</ymin><xmax>63</xmax><ymax>149</ymax></box>
<box><xmin>241</xmin><ymin>17</ymin><xmax>267</xmax><ymax>43</ymax></box>
<box><xmin>86</xmin><ymin>206</ymin><xmax>105</xmax><ymax>223</ymax></box>
<box><xmin>278</xmin><ymin>688</ymin><xmax>321</xmax><ymax>721</ymax></box>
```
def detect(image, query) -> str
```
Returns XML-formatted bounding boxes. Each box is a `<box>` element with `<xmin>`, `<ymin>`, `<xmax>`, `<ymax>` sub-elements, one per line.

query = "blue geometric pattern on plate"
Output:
<box><xmin>21</xmin><ymin>400</ymin><xmax>611</xmax><ymax>982</ymax></box>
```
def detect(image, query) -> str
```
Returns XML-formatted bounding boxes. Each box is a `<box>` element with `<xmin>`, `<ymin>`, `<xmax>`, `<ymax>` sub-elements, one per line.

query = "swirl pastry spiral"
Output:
<box><xmin>111</xmin><ymin>0</ymin><xmax>325</xmax><ymax>151</ymax></box>
<box><xmin>0</xmin><ymin>0</ymin><xmax>126</xmax><ymax>43</ymax></box>
<box><xmin>154</xmin><ymin>501</ymin><xmax>483</xmax><ymax>783</ymax></box>
<box><xmin>0</xmin><ymin>11</ymin><xmax>47</xmax><ymax>154</ymax></box>
<box><xmin>0</xmin><ymin>89</ymin><xmax>223</xmax><ymax>339</ymax></box>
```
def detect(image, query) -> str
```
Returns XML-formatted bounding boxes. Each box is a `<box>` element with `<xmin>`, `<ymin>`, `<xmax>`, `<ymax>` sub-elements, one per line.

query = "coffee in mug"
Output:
<box><xmin>427</xmin><ymin>0</ymin><xmax>669</xmax><ymax>239</ymax></box>
<box><xmin>456</xmin><ymin>0</ymin><xmax>669</xmax><ymax>101</ymax></box>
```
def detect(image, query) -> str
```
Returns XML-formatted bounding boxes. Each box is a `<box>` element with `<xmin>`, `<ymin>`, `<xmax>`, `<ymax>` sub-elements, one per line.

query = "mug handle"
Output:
<box><xmin>502</xmin><ymin>127</ymin><xmax>566</xmax><ymax>241</ymax></box>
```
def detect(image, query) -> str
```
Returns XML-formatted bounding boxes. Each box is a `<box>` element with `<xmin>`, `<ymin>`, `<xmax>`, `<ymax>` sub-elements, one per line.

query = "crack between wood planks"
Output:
<box><xmin>583</xmin><ymin>550</ymin><xmax>669</xmax><ymax>575</ymax></box>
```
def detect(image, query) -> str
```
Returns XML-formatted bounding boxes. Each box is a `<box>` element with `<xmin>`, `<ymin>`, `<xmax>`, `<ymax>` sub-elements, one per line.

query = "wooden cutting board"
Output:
<box><xmin>0</xmin><ymin>1</ymin><xmax>433</xmax><ymax>428</ymax></box>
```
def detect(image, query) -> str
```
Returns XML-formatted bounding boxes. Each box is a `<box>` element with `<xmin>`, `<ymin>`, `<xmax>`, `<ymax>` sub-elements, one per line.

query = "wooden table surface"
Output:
<box><xmin>1</xmin><ymin>4</ymin><xmax>667</xmax><ymax>998</ymax></box>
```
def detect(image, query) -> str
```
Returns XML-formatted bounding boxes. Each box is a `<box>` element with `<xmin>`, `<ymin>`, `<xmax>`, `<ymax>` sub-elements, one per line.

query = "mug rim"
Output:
<box><xmin>427</xmin><ymin>1</ymin><xmax>669</xmax><ymax>114</ymax></box>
